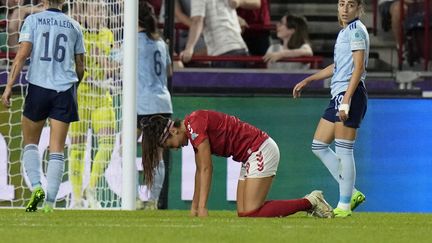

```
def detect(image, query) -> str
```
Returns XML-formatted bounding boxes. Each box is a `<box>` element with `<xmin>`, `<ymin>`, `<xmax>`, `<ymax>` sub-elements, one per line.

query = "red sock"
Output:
<box><xmin>238</xmin><ymin>199</ymin><xmax>312</xmax><ymax>217</ymax></box>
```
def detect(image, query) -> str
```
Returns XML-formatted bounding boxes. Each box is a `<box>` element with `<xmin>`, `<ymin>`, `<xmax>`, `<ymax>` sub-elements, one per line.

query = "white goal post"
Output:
<box><xmin>121</xmin><ymin>0</ymin><xmax>137</xmax><ymax>210</ymax></box>
<box><xmin>0</xmin><ymin>0</ymin><xmax>139</xmax><ymax>209</ymax></box>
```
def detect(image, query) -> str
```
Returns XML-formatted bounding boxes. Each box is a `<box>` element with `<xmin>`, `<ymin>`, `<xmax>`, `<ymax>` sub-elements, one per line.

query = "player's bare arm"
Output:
<box><xmin>293</xmin><ymin>64</ymin><xmax>334</xmax><ymax>98</ymax></box>
<box><xmin>74</xmin><ymin>53</ymin><xmax>85</xmax><ymax>85</ymax></box>
<box><xmin>191</xmin><ymin>152</ymin><xmax>201</xmax><ymax>217</ymax></box>
<box><xmin>1</xmin><ymin>42</ymin><xmax>32</xmax><ymax>108</ymax></box>
<box><xmin>195</xmin><ymin>139</ymin><xmax>213</xmax><ymax>217</ymax></box>
<box><xmin>339</xmin><ymin>50</ymin><xmax>365</xmax><ymax>121</ymax></box>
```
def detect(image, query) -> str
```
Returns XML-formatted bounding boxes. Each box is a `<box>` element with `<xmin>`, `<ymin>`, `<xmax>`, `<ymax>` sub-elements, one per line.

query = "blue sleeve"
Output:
<box><xmin>18</xmin><ymin>16</ymin><xmax>34</xmax><ymax>43</ymax></box>
<box><xmin>349</xmin><ymin>28</ymin><xmax>367</xmax><ymax>51</ymax></box>
<box><xmin>74</xmin><ymin>27</ymin><xmax>86</xmax><ymax>54</ymax></box>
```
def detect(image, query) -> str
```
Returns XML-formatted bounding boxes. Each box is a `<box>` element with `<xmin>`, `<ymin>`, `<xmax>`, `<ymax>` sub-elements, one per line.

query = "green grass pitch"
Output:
<box><xmin>1</xmin><ymin>209</ymin><xmax>431</xmax><ymax>243</ymax></box>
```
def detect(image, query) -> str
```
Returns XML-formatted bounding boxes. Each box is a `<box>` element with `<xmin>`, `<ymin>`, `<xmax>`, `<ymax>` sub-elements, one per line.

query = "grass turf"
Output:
<box><xmin>1</xmin><ymin>209</ymin><xmax>431</xmax><ymax>243</ymax></box>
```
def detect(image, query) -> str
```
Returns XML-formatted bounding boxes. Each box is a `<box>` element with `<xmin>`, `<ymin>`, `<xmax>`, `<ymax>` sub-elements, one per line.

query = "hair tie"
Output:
<box><xmin>159</xmin><ymin>120</ymin><xmax>174</xmax><ymax>145</ymax></box>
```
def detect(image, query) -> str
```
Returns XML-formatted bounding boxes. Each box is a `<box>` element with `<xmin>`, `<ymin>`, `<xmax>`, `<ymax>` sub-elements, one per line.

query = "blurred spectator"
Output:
<box><xmin>263</xmin><ymin>14</ymin><xmax>312</xmax><ymax>70</ymax></box>
<box><xmin>236</xmin><ymin>0</ymin><xmax>271</xmax><ymax>56</ymax></box>
<box><xmin>180</xmin><ymin>0</ymin><xmax>248</xmax><ymax>68</ymax></box>
<box><xmin>174</xmin><ymin>0</ymin><xmax>206</xmax><ymax>55</ymax></box>
<box><xmin>6</xmin><ymin>0</ymin><xmax>44</xmax><ymax>52</ymax></box>
<box><xmin>402</xmin><ymin>1</ymin><xmax>431</xmax><ymax>67</ymax></box>
<box><xmin>378</xmin><ymin>0</ymin><xmax>413</xmax><ymax>48</ymax></box>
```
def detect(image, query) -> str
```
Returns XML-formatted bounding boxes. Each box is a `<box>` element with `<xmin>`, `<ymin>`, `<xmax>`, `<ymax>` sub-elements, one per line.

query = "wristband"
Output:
<box><xmin>339</xmin><ymin>103</ymin><xmax>350</xmax><ymax>115</ymax></box>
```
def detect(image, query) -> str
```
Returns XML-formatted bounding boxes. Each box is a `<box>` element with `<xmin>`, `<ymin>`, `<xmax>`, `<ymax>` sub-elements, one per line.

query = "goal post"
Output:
<box><xmin>0</xmin><ymin>0</ymin><xmax>141</xmax><ymax>209</ymax></box>
<box><xmin>121</xmin><ymin>0</ymin><xmax>137</xmax><ymax>210</ymax></box>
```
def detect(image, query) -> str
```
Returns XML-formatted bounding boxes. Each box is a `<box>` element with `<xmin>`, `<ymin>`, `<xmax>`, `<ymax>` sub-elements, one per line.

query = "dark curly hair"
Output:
<box><xmin>140</xmin><ymin>115</ymin><xmax>181</xmax><ymax>187</ymax></box>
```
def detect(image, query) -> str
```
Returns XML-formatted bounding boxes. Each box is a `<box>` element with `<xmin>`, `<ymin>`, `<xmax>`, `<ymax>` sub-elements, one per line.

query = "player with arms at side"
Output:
<box><xmin>1</xmin><ymin>0</ymin><xmax>85</xmax><ymax>212</ymax></box>
<box><xmin>293</xmin><ymin>0</ymin><xmax>369</xmax><ymax>217</ymax></box>
<box><xmin>136</xmin><ymin>1</ymin><xmax>172</xmax><ymax>210</ymax></box>
<box><xmin>68</xmin><ymin>0</ymin><xmax>116</xmax><ymax>209</ymax></box>
<box><xmin>141</xmin><ymin>110</ymin><xmax>334</xmax><ymax>218</ymax></box>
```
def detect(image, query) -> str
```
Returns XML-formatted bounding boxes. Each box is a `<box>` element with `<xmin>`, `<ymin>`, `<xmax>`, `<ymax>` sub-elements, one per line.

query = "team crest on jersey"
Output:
<box><xmin>187</xmin><ymin>122</ymin><xmax>199</xmax><ymax>141</ymax></box>
<box><xmin>351</xmin><ymin>29</ymin><xmax>363</xmax><ymax>41</ymax></box>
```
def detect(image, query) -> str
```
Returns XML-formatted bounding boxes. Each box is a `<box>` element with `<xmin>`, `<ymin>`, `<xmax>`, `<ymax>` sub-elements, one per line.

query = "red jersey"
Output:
<box><xmin>184</xmin><ymin>110</ymin><xmax>269</xmax><ymax>162</ymax></box>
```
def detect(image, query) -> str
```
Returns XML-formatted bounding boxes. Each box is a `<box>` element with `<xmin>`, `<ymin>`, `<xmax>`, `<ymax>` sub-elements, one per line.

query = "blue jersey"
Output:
<box><xmin>136</xmin><ymin>32</ymin><xmax>172</xmax><ymax>115</ymax></box>
<box><xmin>331</xmin><ymin>18</ymin><xmax>369</xmax><ymax>98</ymax></box>
<box><xmin>19</xmin><ymin>9</ymin><xmax>85</xmax><ymax>92</ymax></box>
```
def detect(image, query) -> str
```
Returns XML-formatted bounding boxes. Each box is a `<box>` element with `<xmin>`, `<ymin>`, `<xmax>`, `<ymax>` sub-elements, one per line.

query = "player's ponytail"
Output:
<box><xmin>140</xmin><ymin>115</ymin><xmax>170</xmax><ymax>188</ymax></box>
<box><xmin>138</xmin><ymin>0</ymin><xmax>159</xmax><ymax>39</ymax></box>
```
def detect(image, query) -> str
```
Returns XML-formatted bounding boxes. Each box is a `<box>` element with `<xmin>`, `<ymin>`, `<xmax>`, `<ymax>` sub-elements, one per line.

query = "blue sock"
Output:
<box><xmin>312</xmin><ymin>139</ymin><xmax>339</xmax><ymax>182</ymax></box>
<box><xmin>312</xmin><ymin>139</ymin><xmax>360</xmax><ymax>197</ymax></box>
<box><xmin>23</xmin><ymin>144</ymin><xmax>41</xmax><ymax>188</ymax></box>
<box><xmin>46</xmin><ymin>153</ymin><xmax>65</xmax><ymax>204</ymax></box>
<box><xmin>149</xmin><ymin>160</ymin><xmax>165</xmax><ymax>201</ymax></box>
<box><xmin>335</xmin><ymin>139</ymin><xmax>356</xmax><ymax>210</ymax></box>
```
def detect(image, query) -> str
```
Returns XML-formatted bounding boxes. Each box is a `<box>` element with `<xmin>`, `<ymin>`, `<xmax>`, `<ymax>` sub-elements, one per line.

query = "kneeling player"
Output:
<box><xmin>141</xmin><ymin>110</ymin><xmax>334</xmax><ymax>218</ymax></box>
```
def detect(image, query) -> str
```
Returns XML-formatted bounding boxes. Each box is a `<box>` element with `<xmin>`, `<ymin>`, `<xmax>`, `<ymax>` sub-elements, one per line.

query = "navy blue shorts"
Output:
<box><xmin>322</xmin><ymin>83</ymin><xmax>368</xmax><ymax>128</ymax></box>
<box><xmin>23</xmin><ymin>83</ymin><xmax>79</xmax><ymax>123</ymax></box>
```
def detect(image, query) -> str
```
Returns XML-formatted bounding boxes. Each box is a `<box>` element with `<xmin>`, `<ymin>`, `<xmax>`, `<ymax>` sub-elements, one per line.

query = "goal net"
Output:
<box><xmin>0</xmin><ymin>0</ymin><xmax>144</xmax><ymax>209</ymax></box>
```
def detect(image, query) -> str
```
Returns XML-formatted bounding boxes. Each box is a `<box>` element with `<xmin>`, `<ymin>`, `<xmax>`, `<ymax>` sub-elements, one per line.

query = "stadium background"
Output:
<box><xmin>1</xmin><ymin>0</ymin><xmax>431</xmax><ymax>214</ymax></box>
<box><xmin>1</xmin><ymin>92</ymin><xmax>431</xmax><ymax>213</ymax></box>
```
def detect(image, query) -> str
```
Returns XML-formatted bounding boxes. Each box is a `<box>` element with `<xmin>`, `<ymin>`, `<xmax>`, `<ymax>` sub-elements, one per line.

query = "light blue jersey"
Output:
<box><xmin>330</xmin><ymin>18</ymin><xmax>369</xmax><ymax>98</ymax></box>
<box><xmin>136</xmin><ymin>32</ymin><xmax>172</xmax><ymax>115</ymax></box>
<box><xmin>19</xmin><ymin>9</ymin><xmax>85</xmax><ymax>92</ymax></box>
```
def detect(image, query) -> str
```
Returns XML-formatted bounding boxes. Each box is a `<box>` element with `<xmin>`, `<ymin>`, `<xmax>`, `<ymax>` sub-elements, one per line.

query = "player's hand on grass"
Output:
<box><xmin>197</xmin><ymin>208</ymin><xmax>208</xmax><ymax>217</ymax></box>
<box><xmin>1</xmin><ymin>86</ymin><xmax>12</xmax><ymax>108</ymax></box>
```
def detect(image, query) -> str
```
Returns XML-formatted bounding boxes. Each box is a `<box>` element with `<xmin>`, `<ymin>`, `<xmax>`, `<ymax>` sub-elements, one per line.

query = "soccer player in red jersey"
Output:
<box><xmin>141</xmin><ymin>110</ymin><xmax>334</xmax><ymax>218</ymax></box>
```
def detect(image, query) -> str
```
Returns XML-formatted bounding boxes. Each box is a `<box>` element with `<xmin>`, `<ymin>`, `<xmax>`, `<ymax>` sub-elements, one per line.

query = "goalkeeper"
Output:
<box><xmin>68</xmin><ymin>1</ymin><xmax>116</xmax><ymax>209</ymax></box>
